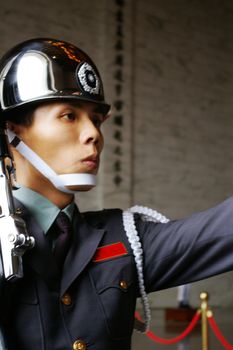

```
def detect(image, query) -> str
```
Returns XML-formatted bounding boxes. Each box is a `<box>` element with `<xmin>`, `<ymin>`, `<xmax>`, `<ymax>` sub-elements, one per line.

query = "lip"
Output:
<box><xmin>81</xmin><ymin>155</ymin><xmax>99</xmax><ymax>170</ymax></box>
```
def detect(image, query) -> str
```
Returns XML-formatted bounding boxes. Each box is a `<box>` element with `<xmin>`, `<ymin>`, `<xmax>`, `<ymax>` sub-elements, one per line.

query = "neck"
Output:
<box><xmin>15</xmin><ymin>158</ymin><xmax>74</xmax><ymax>209</ymax></box>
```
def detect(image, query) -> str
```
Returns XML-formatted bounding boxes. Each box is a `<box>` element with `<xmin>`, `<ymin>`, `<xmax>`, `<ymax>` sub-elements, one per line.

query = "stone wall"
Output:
<box><xmin>1</xmin><ymin>0</ymin><xmax>233</xmax><ymax>307</ymax></box>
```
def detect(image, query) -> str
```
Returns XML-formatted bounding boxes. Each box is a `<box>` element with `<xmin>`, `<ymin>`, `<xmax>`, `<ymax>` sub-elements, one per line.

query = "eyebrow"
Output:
<box><xmin>65</xmin><ymin>101</ymin><xmax>102</xmax><ymax>114</ymax></box>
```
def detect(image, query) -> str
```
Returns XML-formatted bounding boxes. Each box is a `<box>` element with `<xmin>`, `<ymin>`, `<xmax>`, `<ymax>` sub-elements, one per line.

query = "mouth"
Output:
<box><xmin>81</xmin><ymin>154</ymin><xmax>99</xmax><ymax>170</ymax></box>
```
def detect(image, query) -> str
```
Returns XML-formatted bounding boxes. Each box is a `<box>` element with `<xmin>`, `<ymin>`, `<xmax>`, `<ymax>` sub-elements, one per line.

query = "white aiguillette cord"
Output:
<box><xmin>7</xmin><ymin>130</ymin><xmax>96</xmax><ymax>193</ymax></box>
<box><xmin>122</xmin><ymin>205</ymin><xmax>169</xmax><ymax>333</ymax></box>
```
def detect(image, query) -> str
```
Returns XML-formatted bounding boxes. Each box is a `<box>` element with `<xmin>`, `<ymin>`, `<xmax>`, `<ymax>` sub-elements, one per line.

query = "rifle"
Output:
<box><xmin>0</xmin><ymin>126</ymin><xmax>35</xmax><ymax>281</ymax></box>
<box><xmin>0</xmin><ymin>126</ymin><xmax>35</xmax><ymax>349</ymax></box>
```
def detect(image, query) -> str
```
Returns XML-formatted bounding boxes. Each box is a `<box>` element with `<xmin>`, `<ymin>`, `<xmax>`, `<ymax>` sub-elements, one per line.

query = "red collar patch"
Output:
<box><xmin>92</xmin><ymin>242</ymin><xmax>128</xmax><ymax>262</ymax></box>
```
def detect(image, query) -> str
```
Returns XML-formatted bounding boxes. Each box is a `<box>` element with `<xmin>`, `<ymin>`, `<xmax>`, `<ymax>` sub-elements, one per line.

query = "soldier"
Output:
<box><xmin>0</xmin><ymin>38</ymin><xmax>233</xmax><ymax>350</ymax></box>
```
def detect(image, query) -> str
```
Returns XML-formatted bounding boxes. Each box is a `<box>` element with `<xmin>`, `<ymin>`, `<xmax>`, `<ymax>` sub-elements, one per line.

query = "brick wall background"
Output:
<box><xmin>1</xmin><ymin>0</ymin><xmax>233</xmax><ymax>307</ymax></box>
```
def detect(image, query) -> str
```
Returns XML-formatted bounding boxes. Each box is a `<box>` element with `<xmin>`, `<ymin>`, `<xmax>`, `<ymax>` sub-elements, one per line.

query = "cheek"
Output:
<box><xmin>40</xmin><ymin>141</ymin><xmax>79</xmax><ymax>169</ymax></box>
<box><xmin>24</xmin><ymin>125</ymin><xmax>80</xmax><ymax>168</ymax></box>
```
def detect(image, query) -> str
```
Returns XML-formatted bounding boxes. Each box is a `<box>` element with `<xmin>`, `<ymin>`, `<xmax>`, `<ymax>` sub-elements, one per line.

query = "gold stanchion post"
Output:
<box><xmin>200</xmin><ymin>292</ymin><xmax>209</xmax><ymax>350</ymax></box>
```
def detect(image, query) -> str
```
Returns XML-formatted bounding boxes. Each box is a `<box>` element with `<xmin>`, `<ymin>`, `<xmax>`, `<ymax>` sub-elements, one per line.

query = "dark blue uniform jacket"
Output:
<box><xmin>2</xmin><ymin>197</ymin><xmax>233</xmax><ymax>350</ymax></box>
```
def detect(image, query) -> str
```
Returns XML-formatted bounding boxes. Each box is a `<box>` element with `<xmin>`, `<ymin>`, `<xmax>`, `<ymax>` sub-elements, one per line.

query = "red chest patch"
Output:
<box><xmin>92</xmin><ymin>242</ymin><xmax>128</xmax><ymax>262</ymax></box>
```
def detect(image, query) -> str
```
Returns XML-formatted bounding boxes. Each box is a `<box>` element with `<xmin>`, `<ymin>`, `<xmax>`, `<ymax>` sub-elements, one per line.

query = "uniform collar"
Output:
<box><xmin>13</xmin><ymin>185</ymin><xmax>75</xmax><ymax>234</ymax></box>
<box><xmin>13</xmin><ymin>197</ymin><xmax>106</xmax><ymax>292</ymax></box>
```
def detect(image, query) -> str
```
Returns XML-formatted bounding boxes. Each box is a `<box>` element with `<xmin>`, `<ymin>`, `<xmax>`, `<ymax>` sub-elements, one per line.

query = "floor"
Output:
<box><xmin>132</xmin><ymin>307</ymin><xmax>233</xmax><ymax>350</ymax></box>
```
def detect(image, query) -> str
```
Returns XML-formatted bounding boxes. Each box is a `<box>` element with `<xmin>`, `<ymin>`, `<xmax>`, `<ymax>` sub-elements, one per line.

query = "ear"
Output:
<box><xmin>6</xmin><ymin>121</ymin><xmax>24</xmax><ymax>136</ymax></box>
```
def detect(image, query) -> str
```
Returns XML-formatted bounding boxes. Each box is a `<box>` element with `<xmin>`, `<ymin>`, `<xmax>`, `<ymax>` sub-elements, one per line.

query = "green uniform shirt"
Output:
<box><xmin>13</xmin><ymin>185</ymin><xmax>75</xmax><ymax>235</ymax></box>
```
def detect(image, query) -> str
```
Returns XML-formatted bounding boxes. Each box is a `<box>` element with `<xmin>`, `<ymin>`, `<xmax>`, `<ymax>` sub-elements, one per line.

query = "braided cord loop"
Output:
<box><xmin>122</xmin><ymin>205</ymin><xmax>169</xmax><ymax>332</ymax></box>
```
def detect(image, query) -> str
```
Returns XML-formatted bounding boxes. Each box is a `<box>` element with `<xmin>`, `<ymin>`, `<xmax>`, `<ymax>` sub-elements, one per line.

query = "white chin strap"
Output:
<box><xmin>7</xmin><ymin>130</ymin><xmax>96</xmax><ymax>194</ymax></box>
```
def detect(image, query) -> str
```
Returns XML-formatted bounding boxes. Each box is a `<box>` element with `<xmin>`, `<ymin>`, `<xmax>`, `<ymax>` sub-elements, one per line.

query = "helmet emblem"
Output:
<box><xmin>76</xmin><ymin>62</ymin><xmax>100</xmax><ymax>95</ymax></box>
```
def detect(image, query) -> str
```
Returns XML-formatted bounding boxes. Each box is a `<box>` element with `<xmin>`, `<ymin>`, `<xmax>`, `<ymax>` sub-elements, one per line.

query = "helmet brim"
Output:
<box><xmin>2</xmin><ymin>94</ymin><xmax>111</xmax><ymax>120</ymax></box>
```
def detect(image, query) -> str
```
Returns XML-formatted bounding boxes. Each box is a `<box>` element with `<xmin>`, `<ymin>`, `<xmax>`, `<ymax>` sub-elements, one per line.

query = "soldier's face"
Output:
<box><xmin>12</xmin><ymin>101</ymin><xmax>106</xmax><ymax>177</ymax></box>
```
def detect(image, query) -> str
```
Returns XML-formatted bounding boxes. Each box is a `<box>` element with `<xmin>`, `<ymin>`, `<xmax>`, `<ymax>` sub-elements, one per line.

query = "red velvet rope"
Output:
<box><xmin>135</xmin><ymin>310</ymin><xmax>200</xmax><ymax>344</ymax></box>
<box><xmin>208</xmin><ymin>314</ymin><xmax>233</xmax><ymax>350</ymax></box>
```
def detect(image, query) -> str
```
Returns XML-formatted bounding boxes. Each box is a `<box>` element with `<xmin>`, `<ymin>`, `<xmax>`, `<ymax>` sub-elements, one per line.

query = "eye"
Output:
<box><xmin>61</xmin><ymin>113</ymin><xmax>76</xmax><ymax>122</ymax></box>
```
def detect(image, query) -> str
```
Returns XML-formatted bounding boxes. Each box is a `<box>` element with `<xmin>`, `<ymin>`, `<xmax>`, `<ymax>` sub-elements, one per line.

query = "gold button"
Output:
<box><xmin>61</xmin><ymin>293</ymin><xmax>72</xmax><ymax>306</ymax></box>
<box><xmin>73</xmin><ymin>339</ymin><xmax>86</xmax><ymax>350</ymax></box>
<box><xmin>119</xmin><ymin>280</ymin><xmax>128</xmax><ymax>290</ymax></box>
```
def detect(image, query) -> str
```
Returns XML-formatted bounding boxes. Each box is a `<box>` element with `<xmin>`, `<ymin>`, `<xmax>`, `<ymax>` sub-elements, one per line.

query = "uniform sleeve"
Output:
<box><xmin>135</xmin><ymin>196</ymin><xmax>233</xmax><ymax>293</ymax></box>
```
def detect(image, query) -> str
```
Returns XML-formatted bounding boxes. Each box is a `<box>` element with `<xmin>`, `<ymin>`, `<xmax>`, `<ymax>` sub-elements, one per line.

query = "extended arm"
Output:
<box><xmin>136</xmin><ymin>197</ymin><xmax>233</xmax><ymax>292</ymax></box>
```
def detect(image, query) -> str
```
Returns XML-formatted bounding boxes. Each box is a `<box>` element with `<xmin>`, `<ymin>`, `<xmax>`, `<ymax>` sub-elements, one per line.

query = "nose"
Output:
<box><xmin>79</xmin><ymin>115</ymin><xmax>101</xmax><ymax>146</ymax></box>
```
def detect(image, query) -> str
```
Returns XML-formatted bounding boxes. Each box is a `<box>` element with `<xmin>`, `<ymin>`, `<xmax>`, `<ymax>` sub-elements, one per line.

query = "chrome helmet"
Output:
<box><xmin>0</xmin><ymin>38</ymin><xmax>110</xmax><ymax>117</ymax></box>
